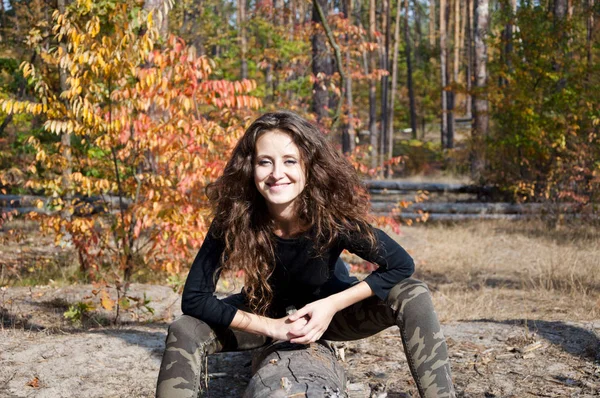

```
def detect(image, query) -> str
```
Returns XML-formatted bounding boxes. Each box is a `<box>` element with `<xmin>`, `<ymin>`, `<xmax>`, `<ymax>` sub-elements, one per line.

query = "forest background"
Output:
<box><xmin>0</xmin><ymin>0</ymin><xmax>599</xmax><ymax>396</ymax></box>
<box><xmin>1</xmin><ymin>0</ymin><xmax>598</xmax><ymax>287</ymax></box>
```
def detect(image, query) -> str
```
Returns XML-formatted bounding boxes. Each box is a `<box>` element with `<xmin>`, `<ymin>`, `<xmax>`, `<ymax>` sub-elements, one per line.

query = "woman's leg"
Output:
<box><xmin>155</xmin><ymin>295</ymin><xmax>269</xmax><ymax>398</ymax></box>
<box><xmin>323</xmin><ymin>278</ymin><xmax>455</xmax><ymax>398</ymax></box>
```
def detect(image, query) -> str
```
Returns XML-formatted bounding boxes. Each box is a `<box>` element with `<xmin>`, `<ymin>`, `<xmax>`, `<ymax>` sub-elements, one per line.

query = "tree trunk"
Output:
<box><xmin>244</xmin><ymin>342</ymin><xmax>345</xmax><ymax>397</ymax></box>
<box><xmin>472</xmin><ymin>0</ymin><xmax>489</xmax><ymax>181</ymax></box>
<box><xmin>553</xmin><ymin>0</ymin><xmax>568</xmax><ymax>21</ymax></box>
<box><xmin>312</xmin><ymin>0</ymin><xmax>333</xmax><ymax>123</ymax></box>
<box><xmin>587</xmin><ymin>0</ymin><xmax>595</xmax><ymax>66</ymax></box>
<box><xmin>369</xmin><ymin>0</ymin><xmax>379</xmax><ymax>170</ymax></box>
<box><xmin>499</xmin><ymin>0</ymin><xmax>517</xmax><ymax>87</ymax></box>
<box><xmin>446</xmin><ymin>0</ymin><xmax>455</xmax><ymax>148</ymax></box>
<box><xmin>57</xmin><ymin>0</ymin><xmax>72</xmax><ymax>201</ymax></box>
<box><xmin>453</xmin><ymin>0</ymin><xmax>461</xmax><ymax>84</ymax></box>
<box><xmin>413</xmin><ymin>0</ymin><xmax>423</xmax><ymax>66</ymax></box>
<box><xmin>238</xmin><ymin>0</ymin><xmax>248</xmax><ymax>79</ymax></box>
<box><xmin>274</xmin><ymin>0</ymin><xmax>285</xmax><ymax>26</ymax></box>
<box><xmin>143</xmin><ymin>0</ymin><xmax>170</xmax><ymax>39</ymax></box>
<box><xmin>466</xmin><ymin>0</ymin><xmax>473</xmax><ymax>117</ymax></box>
<box><xmin>181</xmin><ymin>1</ymin><xmax>205</xmax><ymax>55</ymax></box>
<box><xmin>459</xmin><ymin>0</ymin><xmax>466</xmax><ymax>83</ymax></box>
<box><xmin>429</xmin><ymin>0</ymin><xmax>436</xmax><ymax>49</ymax></box>
<box><xmin>388</xmin><ymin>0</ymin><xmax>402</xmax><ymax>154</ymax></box>
<box><xmin>440</xmin><ymin>0</ymin><xmax>449</xmax><ymax>148</ymax></box>
<box><xmin>381</xmin><ymin>0</ymin><xmax>392</xmax><ymax>176</ymax></box>
<box><xmin>405</xmin><ymin>0</ymin><xmax>417</xmax><ymax>139</ymax></box>
<box><xmin>342</xmin><ymin>0</ymin><xmax>356</xmax><ymax>153</ymax></box>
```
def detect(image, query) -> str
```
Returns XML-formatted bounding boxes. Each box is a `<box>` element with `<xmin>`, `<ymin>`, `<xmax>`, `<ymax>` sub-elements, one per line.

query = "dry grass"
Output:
<box><xmin>3</xmin><ymin>219</ymin><xmax>598</xmax><ymax>324</ymax></box>
<box><xmin>388</xmin><ymin>220</ymin><xmax>600</xmax><ymax>322</ymax></box>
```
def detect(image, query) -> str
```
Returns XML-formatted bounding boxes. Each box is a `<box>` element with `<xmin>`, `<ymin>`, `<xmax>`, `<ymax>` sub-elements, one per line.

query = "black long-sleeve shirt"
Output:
<box><xmin>181</xmin><ymin>224</ymin><xmax>415</xmax><ymax>327</ymax></box>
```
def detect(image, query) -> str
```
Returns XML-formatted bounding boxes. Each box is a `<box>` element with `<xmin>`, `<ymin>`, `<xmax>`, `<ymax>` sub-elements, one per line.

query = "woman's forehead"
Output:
<box><xmin>255</xmin><ymin>130</ymin><xmax>299</xmax><ymax>153</ymax></box>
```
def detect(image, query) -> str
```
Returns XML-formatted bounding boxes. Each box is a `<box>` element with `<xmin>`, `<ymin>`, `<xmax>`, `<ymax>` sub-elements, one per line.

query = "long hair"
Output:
<box><xmin>206</xmin><ymin>111</ymin><xmax>376</xmax><ymax>315</ymax></box>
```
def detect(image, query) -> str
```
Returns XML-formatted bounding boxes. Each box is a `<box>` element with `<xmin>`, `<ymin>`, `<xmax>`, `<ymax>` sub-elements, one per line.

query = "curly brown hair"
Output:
<box><xmin>206</xmin><ymin>111</ymin><xmax>376</xmax><ymax>315</ymax></box>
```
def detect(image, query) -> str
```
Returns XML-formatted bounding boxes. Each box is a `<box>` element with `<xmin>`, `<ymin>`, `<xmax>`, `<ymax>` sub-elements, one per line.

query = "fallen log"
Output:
<box><xmin>0</xmin><ymin>194</ymin><xmax>131</xmax><ymax>210</ymax></box>
<box><xmin>244</xmin><ymin>341</ymin><xmax>346</xmax><ymax>398</ymax></box>
<box><xmin>364</xmin><ymin>180</ymin><xmax>487</xmax><ymax>194</ymax></box>
<box><xmin>370</xmin><ymin>202</ymin><xmax>580</xmax><ymax>215</ymax></box>
<box><xmin>395</xmin><ymin>212</ymin><xmax>529</xmax><ymax>221</ymax></box>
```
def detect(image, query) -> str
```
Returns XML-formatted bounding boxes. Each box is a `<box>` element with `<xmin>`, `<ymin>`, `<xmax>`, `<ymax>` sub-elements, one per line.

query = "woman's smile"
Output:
<box><xmin>266</xmin><ymin>182</ymin><xmax>291</xmax><ymax>191</ymax></box>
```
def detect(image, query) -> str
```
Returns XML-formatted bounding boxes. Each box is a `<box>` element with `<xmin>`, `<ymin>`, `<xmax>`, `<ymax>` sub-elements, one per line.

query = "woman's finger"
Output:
<box><xmin>288</xmin><ymin>306</ymin><xmax>310</xmax><ymax>321</ymax></box>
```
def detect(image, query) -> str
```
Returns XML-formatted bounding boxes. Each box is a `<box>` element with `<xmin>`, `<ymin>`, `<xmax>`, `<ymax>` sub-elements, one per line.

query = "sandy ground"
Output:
<box><xmin>1</xmin><ymin>284</ymin><xmax>599</xmax><ymax>398</ymax></box>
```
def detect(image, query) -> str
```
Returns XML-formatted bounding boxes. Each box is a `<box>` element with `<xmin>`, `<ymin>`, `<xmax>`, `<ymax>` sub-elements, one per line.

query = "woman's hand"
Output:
<box><xmin>286</xmin><ymin>298</ymin><xmax>338</xmax><ymax>344</ymax></box>
<box><xmin>269</xmin><ymin>315</ymin><xmax>309</xmax><ymax>341</ymax></box>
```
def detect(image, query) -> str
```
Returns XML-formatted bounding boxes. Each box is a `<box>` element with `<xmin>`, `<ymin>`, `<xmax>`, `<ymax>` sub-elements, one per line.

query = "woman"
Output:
<box><xmin>156</xmin><ymin>111</ymin><xmax>455</xmax><ymax>397</ymax></box>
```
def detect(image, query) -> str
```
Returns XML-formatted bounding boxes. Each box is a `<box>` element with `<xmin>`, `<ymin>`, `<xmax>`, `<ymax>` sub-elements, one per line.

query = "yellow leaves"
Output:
<box><xmin>0</xmin><ymin>99</ymin><xmax>45</xmax><ymax>116</ymax></box>
<box><xmin>85</xmin><ymin>16</ymin><xmax>100</xmax><ymax>38</ymax></box>
<box><xmin>21</xmin><ymin>62</ymin><xmax>33</xmax><ymax>78</ymax></box>
<box><xmin>100</xmin><ymin>291</ymin><xmax>115</xmax><ymax>311</ymax></box>
<box><xmin>182</xmin><ymin>97</ymin><xmax>193</xmax><ymax>112</ymax></box>
<box><xmin>44</xmin><ymin>120</ymin><xmax>75</xmax><ymax>135</ymax></box>
<box><xmin>147</xmin><ymin>10</ymin><xmax>154</xmax><ymax>28</ymax></box>
<box><xmin>35</xmin><ymin>149</ymin><xmax>47</xmax><ymax>163</ymax></box>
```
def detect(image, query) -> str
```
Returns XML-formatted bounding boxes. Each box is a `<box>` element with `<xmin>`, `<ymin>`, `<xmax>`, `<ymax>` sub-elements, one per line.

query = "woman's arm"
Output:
<box><xmin>286</xmin><ymin>228</ymin><xmax>413</xmax><ymax>344</ymax></box>
<box><xmin>286</xmin><ymin>281</ymin><xmax>374</xmax><ymax>344</ymax></box>
<box><xmin>181</xmin><ymin>224</ymin><xmax>239</xmax><ymax>327</ymax></box>
<box><xmin>352</xmin><ymin>228</ymin><xmax>415</xmax><ymax>301</ymax></box>
<box><xmin>230</xmin><ymin>309</ymin><xmax>308</xmax><ymax>341</ymax></box>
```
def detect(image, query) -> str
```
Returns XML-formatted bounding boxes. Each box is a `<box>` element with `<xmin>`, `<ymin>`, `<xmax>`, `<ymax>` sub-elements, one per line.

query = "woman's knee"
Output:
<box><xmin>386</xmin><ymin>278</ymin><xmax>434</xmax><ymax>315</ymax></box>
<box><xmin>166</xmin><ymin>315</ymin><xmax>217</xmax><ymax>350</ymax></box>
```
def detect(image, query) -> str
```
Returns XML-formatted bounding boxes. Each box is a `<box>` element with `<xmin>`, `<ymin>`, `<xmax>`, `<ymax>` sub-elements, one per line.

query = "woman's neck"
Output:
<box><xmin>269</xmin><ymin>212</ymin><xmax>307</xmax><ymax>239</ymax></box>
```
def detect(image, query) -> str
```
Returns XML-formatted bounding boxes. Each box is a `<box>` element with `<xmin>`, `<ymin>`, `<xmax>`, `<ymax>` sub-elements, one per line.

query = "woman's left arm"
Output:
<box><xmin>287</xmin><ymin>281</ymin><xmax>374</xmax><ymax>344</ymax></box>
<box><xmin>288</xmin><ymin>228</ymin><xmax>414</xmax><ymax>344</ymax></box>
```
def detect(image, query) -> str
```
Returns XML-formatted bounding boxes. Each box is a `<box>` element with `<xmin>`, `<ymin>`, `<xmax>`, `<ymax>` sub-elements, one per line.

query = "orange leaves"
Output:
<box><xmin>7</xmin><ymin>0</ymin><xmax>266</xmax><ymax>282</ymax></box>
<box><xmin>26</xmin><ymin>377</ymin><xmax>40</xmax><ymax>389</ymax></box>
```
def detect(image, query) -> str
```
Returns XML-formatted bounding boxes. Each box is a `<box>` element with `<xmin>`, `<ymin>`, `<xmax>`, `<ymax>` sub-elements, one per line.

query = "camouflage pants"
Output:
<box><xmin>155</xmin><ymin>278</ymin><xmax>455</xmax><ymax>398</ymax></box>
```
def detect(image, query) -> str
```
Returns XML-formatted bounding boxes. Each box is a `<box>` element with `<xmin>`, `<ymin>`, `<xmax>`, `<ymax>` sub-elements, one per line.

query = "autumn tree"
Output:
<box><xmin>1</xmin><ymin>0</ymin><xmax>260</xmax><ymax>281</ymax></box>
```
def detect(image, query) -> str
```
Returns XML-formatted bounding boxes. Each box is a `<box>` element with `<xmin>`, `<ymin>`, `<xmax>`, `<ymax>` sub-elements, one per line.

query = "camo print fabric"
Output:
<box><xmin>155</xmin><ymin>278</ymin><xmax>455</xmax><ymax>398</ymax></box>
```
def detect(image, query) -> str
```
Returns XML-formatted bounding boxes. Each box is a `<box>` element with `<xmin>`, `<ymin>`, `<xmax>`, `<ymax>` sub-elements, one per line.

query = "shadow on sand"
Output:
<box><xmin>475</xmin><ymin>318</ymin><xmax>600</xmax><ymax>361</ymax></box>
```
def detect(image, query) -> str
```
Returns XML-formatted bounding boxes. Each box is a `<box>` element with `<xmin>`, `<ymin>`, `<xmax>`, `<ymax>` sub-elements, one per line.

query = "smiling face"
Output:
<box><xmin>253</xmin><ymin>130</ymin><xmax>306</xmax><ymax>220</ymax></box>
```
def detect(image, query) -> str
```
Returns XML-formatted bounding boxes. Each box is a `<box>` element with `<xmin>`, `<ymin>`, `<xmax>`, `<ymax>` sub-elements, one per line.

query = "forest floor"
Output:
<box><xmin>1</xmin><ymin>220</ymin><xmax>599</xmax><ymax>397</ymax></box>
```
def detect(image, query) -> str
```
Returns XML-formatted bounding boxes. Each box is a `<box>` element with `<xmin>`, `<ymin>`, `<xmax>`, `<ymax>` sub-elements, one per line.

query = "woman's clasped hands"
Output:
<box><xmin>283</xmin><ymin>298</ymin><xmax>338</xmax><ymax>344</ymax></box>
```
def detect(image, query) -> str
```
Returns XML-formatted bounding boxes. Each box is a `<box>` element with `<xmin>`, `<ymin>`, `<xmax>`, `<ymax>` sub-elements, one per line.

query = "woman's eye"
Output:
<box><xmin>285</xmin><ymin>159</ymin><xmax>297</xmax><ymax>165</ymax></box>
<box><xmin>257</xmin><ymin>160</ymin><xmax>272</xmax><ymax>166</ymax></box>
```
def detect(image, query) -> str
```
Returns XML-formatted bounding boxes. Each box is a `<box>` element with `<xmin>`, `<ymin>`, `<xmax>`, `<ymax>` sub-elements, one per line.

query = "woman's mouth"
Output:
<box><xmin>267</xmin><ymin>182</ymin><xmax>291</xmax><ymax>191</ymax></box>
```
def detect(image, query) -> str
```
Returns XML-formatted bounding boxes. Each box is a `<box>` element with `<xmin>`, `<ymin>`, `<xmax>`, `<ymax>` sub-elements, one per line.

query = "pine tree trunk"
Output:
<box><xmin>587</xmin><ymin>0</ymin><xmax>595</xmax><ymax>66</ymax></box>
<box><xmin>57</xmin><ymin>0</ymin><xmax>72</xmax><ymax>203</ymax></box>
<box><xmin>388</xmin><ymin>0</ymin><xmax>402</xmax><ymax>150</ymax></box>
<box><xmin>413</xmin><ymin>0</ymin><xmax>423</xmax><ymax>66</ymax></box>
<box><xmin>472</xmin><ymin>0</ymin><xmax>489</xmax><ymax>181</ymax></box>
<box><xmin>405</xmin><ymin>0</ymin><xmax>417</xmax><ymax>138</ymax></box>
<box><xmin>342</xmin><ymin>0</ymin><xmax>356</xmax><ymax>153</ymax></box>
<box><xmin>369</xmin><ymin>0</ymin><xmax>379</xmax><ymax>170</ymax></box>
<box><xmin>446</xmin><ymin>0</ymin><xmax>455</xmax><ymax>149</ymax></box>
<box><xmin>466</xmin><ymin>0</ymin><xmax>473</xmax><ymax>118</ymax></box>
<box><xmin>454</xmin><ymin>0</ymin><xmax>460</xmax><ymax>83</ymax></box>
<box><xmin>440</xmin><ymin>0</ymin><xmax>449</xmax><ymax>148</ymax></box>
<box><xmin>312</xmin><ymin>0</ymin><xmax>333</xmax><ymax>123</ymax></box>
<box><xmin>181</xmin><ymin>1</ymin><xmax>206</xmax><ymax>55</ymax></box>
<box><xmin>429</xmin><ymin>0</ymin><xmax>436</xmax><ymax>49</ymax></box>
<box><xmin>381</xmin><ymin>0</ymin><xmax>392</xmax><ymax>176</ymax></box>
<box><xmin>238</xmin><ymin>0</ymin><xmax>248</xmax><ymax>79</ymax></box>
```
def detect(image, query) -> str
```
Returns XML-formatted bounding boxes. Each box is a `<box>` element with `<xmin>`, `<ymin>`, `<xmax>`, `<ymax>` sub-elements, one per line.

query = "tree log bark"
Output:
<box><xmin>244</xmin><ymin>341</ymin><xmax>345</xmax><ymax>398</ymax></box>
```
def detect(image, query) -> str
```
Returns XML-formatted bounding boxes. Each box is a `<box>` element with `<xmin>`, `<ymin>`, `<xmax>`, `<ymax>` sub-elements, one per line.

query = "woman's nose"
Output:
<box><xmin>271</xmin><ymin>162</ymin><xmax>285</xmax><ymax>179</ymax></box>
